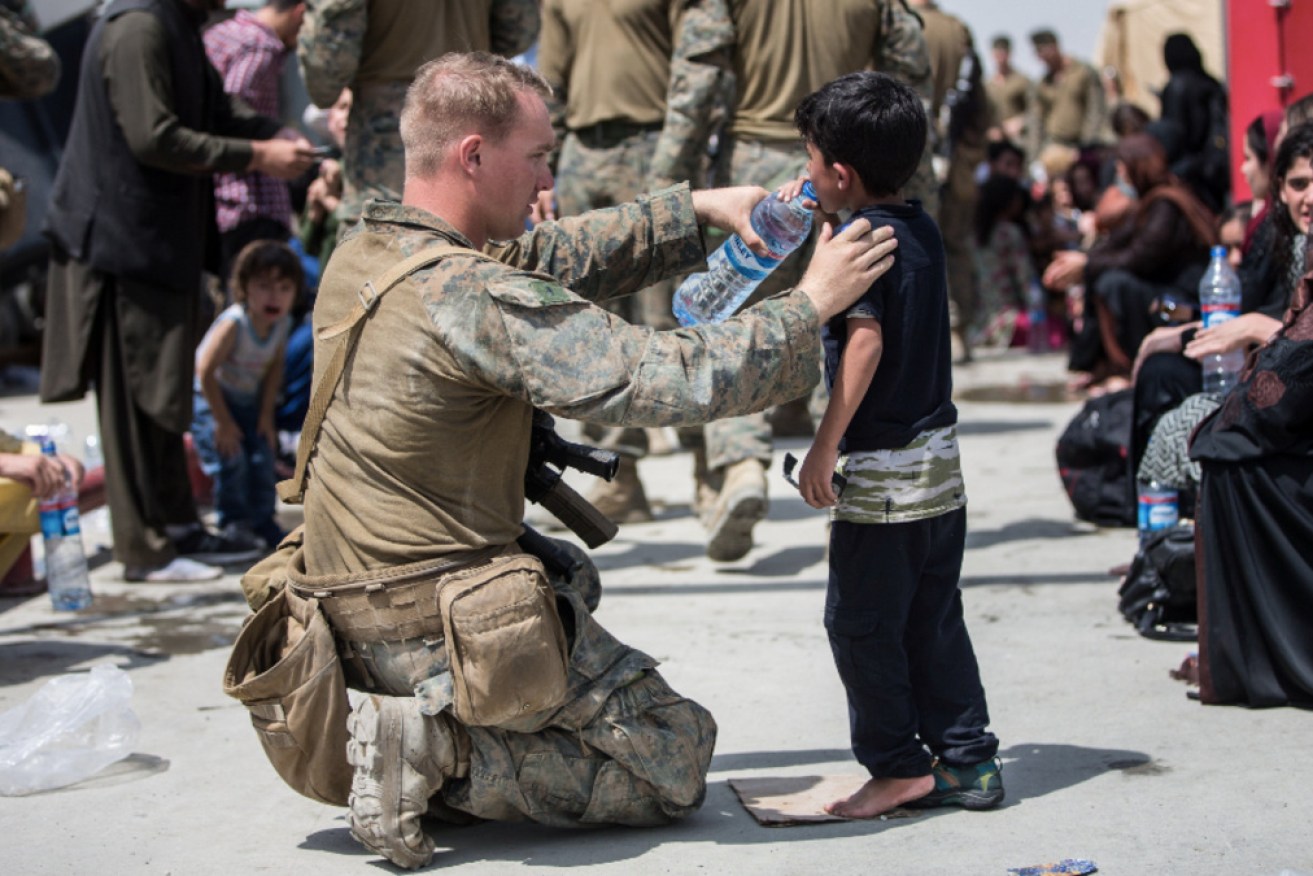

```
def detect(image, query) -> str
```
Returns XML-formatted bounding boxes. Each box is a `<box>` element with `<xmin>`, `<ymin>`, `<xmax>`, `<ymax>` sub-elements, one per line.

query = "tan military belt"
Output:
<box><xmin>287</xmin><ymin>545</ymin><xmax>502</xmax><ymax>645</ymax></box>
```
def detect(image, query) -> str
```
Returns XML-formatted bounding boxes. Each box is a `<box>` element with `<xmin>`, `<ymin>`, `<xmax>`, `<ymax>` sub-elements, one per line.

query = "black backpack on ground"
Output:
<box><xmin>1055</xmin><ymin>389</ymin><xmax>1136</xmax><ymax>526</ymax></box>
<box><xmin>1117</xmin><ymin>523</ymin><xmax>1197</xmax><ymax>641</ymax></box>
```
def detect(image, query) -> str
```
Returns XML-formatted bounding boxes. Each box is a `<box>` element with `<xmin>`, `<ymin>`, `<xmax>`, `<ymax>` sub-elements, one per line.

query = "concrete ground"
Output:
<box><xmin>0</xmin><ymin>351</ymin><xmax>1309</xmax><ymax>876</ymax></box>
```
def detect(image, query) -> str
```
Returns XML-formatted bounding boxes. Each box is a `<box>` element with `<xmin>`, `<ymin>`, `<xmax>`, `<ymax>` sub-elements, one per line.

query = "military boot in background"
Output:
<box><xmin>703</xmin><ymin>457</ymin><xmax>768</xmax><ymax>562</ymax></box>
<box><xmin>346</xmin><ymin>694</ymin><xmax>467</xmax><ymax>869</ymax></box>
<box><xmin>586</xmin><ymin>455</ymin><xmax>654</xmax><ymax>524</ymax></box>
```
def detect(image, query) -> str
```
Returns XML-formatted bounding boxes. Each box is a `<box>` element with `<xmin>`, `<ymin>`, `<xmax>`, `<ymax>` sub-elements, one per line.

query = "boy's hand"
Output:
<box><xmin>796</xmin><ymin>218</ymin><xmax>898</xmax><ymax>321</ymax></box>
<box><xmin>777</xmin><ymin>175</ymin><xmax>815</xmax><ymax>207</ymax></box>
<box><xmin>798</xmin><ymin>445</ymin><xmax>841</xmax><ymax>509</ymax></box>
<box><xmin>215</xmin><ymin>419</ymin><xmax>241</xmax><ymax>460</ymax></box>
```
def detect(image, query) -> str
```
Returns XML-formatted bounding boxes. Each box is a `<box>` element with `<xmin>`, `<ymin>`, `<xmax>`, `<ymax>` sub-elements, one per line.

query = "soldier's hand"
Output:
<box><xmin>691</xmin><ymin>185</ymin><xmax>771</xmax><ymax>255</ymax></box>
<box><xmin>796</xmin><ymin>219</ymin><xmax>898</xmax><ymax>322</ymax></box>
<box><xmin>249</xmin><ymin>137</ymin><xmax>318</xmax><ymax>180</ymax></box>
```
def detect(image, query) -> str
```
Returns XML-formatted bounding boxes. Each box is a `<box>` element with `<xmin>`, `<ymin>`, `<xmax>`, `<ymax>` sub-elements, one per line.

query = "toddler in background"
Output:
<box><xmin>191</xmin><ymin>240</ymin><xmax>302</xmax><ymax>549</ymax></box>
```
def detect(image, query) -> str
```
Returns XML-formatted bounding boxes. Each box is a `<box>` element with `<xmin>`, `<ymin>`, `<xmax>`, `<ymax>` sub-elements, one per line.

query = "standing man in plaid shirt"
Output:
<box><xmin>205</xmin><ymin>0</ymin><xmax>307</xmax><ymax>284</ymax></box>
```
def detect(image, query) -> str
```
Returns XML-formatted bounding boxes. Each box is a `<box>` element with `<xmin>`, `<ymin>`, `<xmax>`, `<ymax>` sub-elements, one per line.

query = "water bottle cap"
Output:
<box><xmin>801</xmin><ymin>180</ymin><xmax>816</xmax><ymax>200</ymax></box>
<box><xmin>1210</xmin><ymin>245</ymin><xmax>1227</xmax><ymax>259</ymax></box>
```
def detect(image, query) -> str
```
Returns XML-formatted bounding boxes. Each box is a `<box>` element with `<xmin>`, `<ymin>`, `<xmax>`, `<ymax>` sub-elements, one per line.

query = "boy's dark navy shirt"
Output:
<box><xmin>822</xmin><ymin>200</ymin><xmax>957</xmax><ymax>452</ymax></box>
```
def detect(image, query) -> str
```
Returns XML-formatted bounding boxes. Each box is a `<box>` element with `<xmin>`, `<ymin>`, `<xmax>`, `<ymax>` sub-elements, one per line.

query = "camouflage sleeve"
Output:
<box><xmin>0</xmin><ymin>4</ymin><xmax>59</xmax><ymax>100</ymax></box>
<box><xmin>876</xmin><ymin>0</ymin><xmax>932</xmax><ymax>103</ymax></box>
<box><xmin>442</xmin><ymin>267</ymin><xmax>821</xmax><ymax>429</ymax></box>
<box><xmin>489</xmin><ymin>0</ymin><xmax>540</xmax><ymax>58</ymax></box>
<box><xmin>1080</xmin><ymin>62</ymin><xmax>1108</xmax><ymax>146</ymax></box>
<box><xmin>536</xmin><ymin>0</ymin><xmax>569</xmax><ymax>173</ymax></box>
<box><xmin>647</xmin><ymin>0</ymin><xmax>735</xmax><ymax>191</ymax></box>
<box><xmin>297</xmin><ymin>0</ymin><xmax>365</xmax><ymax>109</ymax></box>
<box><xmin>488</xmin><ymin>183</ymin><xmax>707</xmax><ymax>301</ymax></box>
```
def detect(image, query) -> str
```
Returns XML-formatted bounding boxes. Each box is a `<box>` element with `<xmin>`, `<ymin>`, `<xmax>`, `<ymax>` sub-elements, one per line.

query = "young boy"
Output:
<box><xmin>192</xmin><ymin>240</ymin><xmax>302</xmax><ymax>550</ymax></box>
<box><xmin>792</xmin><ymin>72</ymin><xmax>1003</xmax><ymax>818</ymax></box>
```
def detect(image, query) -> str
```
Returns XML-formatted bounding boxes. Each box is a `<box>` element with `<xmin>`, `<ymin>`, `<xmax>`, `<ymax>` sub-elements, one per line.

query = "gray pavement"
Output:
<box><xmin>1</xmin><ymin>351</ymin><xmax>1310</xmax><ymax>876</ymax></box>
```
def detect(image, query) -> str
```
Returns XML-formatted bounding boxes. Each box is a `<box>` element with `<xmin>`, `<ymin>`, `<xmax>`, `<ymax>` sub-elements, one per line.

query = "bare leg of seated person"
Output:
<box><xmin>825</xmin><ymin>774</ymin><xmax>934</xmax><ymax>819</ymax></box>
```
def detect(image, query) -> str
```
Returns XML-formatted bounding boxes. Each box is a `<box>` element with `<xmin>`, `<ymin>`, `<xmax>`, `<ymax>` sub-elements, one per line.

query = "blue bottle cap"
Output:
<box><xmin>1210</xmin><ymin>245</ymin><xmax>1227</xmax><ymax>259</ymax></box>
<box><xmin>801</xmin><ymin>180</ymin><xmax>816</xmax><ymax>200</ymax></box>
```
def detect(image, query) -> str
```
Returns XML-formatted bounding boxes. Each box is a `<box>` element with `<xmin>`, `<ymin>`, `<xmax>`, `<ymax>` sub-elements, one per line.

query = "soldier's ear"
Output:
<box><xmin>456</xmin><ymin>134</ymin><xmax>484</xmax><ymax>175</ymax></box>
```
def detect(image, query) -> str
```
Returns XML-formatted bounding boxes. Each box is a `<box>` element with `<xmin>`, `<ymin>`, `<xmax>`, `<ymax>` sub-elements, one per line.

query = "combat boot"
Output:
<box><xmin>586</xmin><ymin>455</ymin><xmax>654</xmax><ymax>524</ymax></box>
<box><xmin>703</xmin><ymin>458</ymin><xmax>767</xmax><ymax>562</ymax></box>
<box><xmin>346</xmin><ymin>694</ymin><xmax>464</xmax><ymax>870</ymax></box>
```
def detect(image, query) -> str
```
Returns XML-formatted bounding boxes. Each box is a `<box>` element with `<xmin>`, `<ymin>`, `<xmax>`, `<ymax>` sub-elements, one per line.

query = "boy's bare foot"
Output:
<box><xmin>824</xmin><ymin>774</ymin><xmax>934</xmax><ymax>819</ymax></box>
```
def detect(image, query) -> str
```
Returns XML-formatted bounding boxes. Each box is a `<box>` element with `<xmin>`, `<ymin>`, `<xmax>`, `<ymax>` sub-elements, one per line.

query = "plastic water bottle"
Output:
<box><xmin>1198</xmin><ymin>245</ymin><xmax>1244</xmax><ymax>395</ymax></box>
<box><xmin>673</xmin><ymin>182</ymin><xmax>816</xmax><ymax>326</ymax></box>
<box><xmin>37</xmin><ymin>436</ymin><xmax>93</xmax><ymax>611</ymax></box>
<box><xmin>1136</xmin><ymin>480</ymin><xmax>1180</xmax><ymax>548</ymax></box>
<box><xmin>1026</xmin><ymin>280</ymin><xmax>1049</xmax><ymax>353</ymax></box>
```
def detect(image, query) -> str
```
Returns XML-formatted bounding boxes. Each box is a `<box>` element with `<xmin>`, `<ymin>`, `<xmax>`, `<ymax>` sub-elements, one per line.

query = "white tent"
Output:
<box><xmin>1095</xmin><ymin>0</ymin><xmax>1226</xmax><ymax>113</ymax></box>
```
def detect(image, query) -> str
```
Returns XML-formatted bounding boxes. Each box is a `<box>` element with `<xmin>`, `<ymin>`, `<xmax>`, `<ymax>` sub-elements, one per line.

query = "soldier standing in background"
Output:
<box><xmin>985</xmin><ymin>34</ymin><xmax>1032</xmax><ymax>151</ymax></box>
<box><xmin>650</xmin><ymin>0</ymin><xmax>933</xmax><ymax>562</ymax></box>
<box><xmin>297</xmin><ymin>0</ymin><xmax>539</xmax><ymax>229</ymax></box>
<box><xmin>1029</xmin><ymin>28</ymin><xmax>1106</xmax><ymax>154</ymax></box>
<box><xmin>536</xmin><ymin>0</ymin><xmax>715</xmax><ymax>524</ymax></box>
<box><xmin>910</xmin><ymin>0</ymin><xmax>989</xmax><ymax>362</ymax></box>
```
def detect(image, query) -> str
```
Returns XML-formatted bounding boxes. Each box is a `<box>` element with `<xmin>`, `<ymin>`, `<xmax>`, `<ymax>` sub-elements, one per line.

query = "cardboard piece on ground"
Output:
<box><xmin>728</xmin><ymin>775</ymin><xmax>922</xmax><ymax>826</ymax></box>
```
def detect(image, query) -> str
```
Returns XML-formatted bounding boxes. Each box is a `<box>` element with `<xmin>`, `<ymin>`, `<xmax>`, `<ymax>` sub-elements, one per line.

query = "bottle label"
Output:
<box><xmin>1137</xmin><ymin>491</ymin><xmax>1179</xmax><ymax>533</ymax></box>
<box><xmin>723</xmin><ymin>234</ymin><xmax>781</xmax><ymax>281</ymax></box>
<box><xmin>1201</xmin><ymin>303</ymin><xmax>1239</xmax><ymax>329</ymax></box>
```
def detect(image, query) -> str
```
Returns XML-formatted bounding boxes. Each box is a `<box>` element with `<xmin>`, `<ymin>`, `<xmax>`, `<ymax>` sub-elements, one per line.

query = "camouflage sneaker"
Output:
<box><xmin>703</xmin><ymin>458</ymin><xmax>767</xmax><ymax>562</ymax></box>
<box><xmin>346</xmin><ymin>695</ymin><xmax>460</xmax><ymax>869</ymax></box>
<box><xmin>905</xmin><ymin>758</ymin><xmax>1005</xmax><ymax>811</ymax></box>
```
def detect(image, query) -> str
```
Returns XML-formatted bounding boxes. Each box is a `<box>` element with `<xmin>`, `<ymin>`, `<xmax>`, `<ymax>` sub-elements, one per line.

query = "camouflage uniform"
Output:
<box><xmin>649</xmin><ymin>0</ymin><xmax>934</xmax><ymax>473</ymax></box>
<box><xmin>0</xmin><ymin>1</ymin><xmax>59</xmax><ymax>100</ymax></box>
<box><xmin>833</xmin><ymin>425</ymin><xmax>966</xmax><ymax>523</ymax></box>
<box><xmin>297</xmin><ymin>0</ymin><xmax>539</xmax><ymax>226</ymax></box>
<box><xmin>304</xmin><ymin>185</ymin><xmax>821</xmax><ymax>823</ymax></box>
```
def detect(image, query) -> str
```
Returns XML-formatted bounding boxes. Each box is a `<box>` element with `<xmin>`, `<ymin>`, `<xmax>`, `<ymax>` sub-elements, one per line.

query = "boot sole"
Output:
<box><xmin>706</xmin><ymin>494</ymin><xmax>766</xmax><ymax>562</ymax></box>
<box><xmin>345</xmin><ymin>697</ymin><xmax>435</xmax><ymax>870</ymax></box>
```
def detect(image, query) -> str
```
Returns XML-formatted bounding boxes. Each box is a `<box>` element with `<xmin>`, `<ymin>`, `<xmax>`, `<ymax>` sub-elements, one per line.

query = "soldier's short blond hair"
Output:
<box><xmin>401</xmin><ymin>52</ymin><xmax>551</xmax><ymax>179</ymax></box>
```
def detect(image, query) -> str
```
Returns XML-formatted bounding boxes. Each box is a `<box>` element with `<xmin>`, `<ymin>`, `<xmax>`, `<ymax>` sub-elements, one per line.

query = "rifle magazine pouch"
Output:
<box><xmin>439</xmin><ymin>554</ymin><xmax>570</xmax><ymax>727</ymax></box>
<box><xmin>223</xmin><ymin>587</ymin><xmax>352</xmax><ymax>805</ymax></box>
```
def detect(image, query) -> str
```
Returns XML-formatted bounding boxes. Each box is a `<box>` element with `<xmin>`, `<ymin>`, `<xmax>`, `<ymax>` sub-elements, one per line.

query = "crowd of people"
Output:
<box><xmin>0</xmin><ymin>0</ymin><xmax>1310</xmax><ymax>869</ymax></box>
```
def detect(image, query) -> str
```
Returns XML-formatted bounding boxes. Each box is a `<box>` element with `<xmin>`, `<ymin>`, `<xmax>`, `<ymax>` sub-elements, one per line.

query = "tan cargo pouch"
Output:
<box><xmin>438</xmin><ymin>553</ymin><xmax>570</xmax><ymax>727</ymax></box>
<box><xmin>222</xmin><ymin>585</ymin><xmax>351</xmax><ymax>806</ymax></box>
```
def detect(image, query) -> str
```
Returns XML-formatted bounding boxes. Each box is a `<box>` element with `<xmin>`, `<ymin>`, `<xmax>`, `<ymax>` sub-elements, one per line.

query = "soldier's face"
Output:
<box><xmin>480</xmin><ymin>92</ymin><xmax>555</xmax><ymax>241</ymax></box>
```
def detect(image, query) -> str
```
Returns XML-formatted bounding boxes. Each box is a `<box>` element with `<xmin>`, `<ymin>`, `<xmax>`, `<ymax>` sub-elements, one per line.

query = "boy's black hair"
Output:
<box><xmin>794</xmin><ymin>71</ymin><xmax>927</xmax><ymax>199</ymax></box>
<box><xmin>230</xmin><ymin>239</ymin><xmax>305</xmax><ymax>306</ymax></box>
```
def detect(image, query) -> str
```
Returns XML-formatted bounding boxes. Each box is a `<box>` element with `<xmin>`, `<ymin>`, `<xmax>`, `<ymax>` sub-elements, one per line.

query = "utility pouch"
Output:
<box><xmin>437</xmin><ymin>553</ymin><xmax>570</xmax><ymax>727</ymax></box>
<box><xmin>222</xmin><ymin>585</ymin><xmax>351</xmax><ymax>805</ymax></box>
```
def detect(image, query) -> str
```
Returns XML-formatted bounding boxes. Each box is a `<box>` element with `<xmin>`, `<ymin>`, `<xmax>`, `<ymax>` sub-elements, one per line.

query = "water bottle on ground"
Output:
<box><xmin>1026</xmin><ymin>280</ymin><xmax>1049</xmax><ymax>353</ymax></box>
<box><xmin>1198</xmin><ymin>245</ymin><xmax>1244</xmax><ymax>395</ymax></box>
<box><xmin>37</xmin><ymin>436</ymin><xmax>93</xmax><ymax>611</ymax></box>
<box><xmin>672</xmin><ymin>182</ymin><xmax>816</xmax><ymax>326</ymax></box>
<box><xmin>1136</xmin><ymin>480</ymin><xmax>1180</xmax><ymax>548</ymax></box>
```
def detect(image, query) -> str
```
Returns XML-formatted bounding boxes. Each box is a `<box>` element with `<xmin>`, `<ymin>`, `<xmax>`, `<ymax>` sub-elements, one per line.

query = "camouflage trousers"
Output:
<box><xmin>336</xmin><ymin>81</ymin><xmax>409</xmax><ymax>228</ymax></box>
<box><xmin>340</xmin><ymin>555</ymin><xmax>717</xmax><ymax>827</ymax></box>
<box><xmin>557</xmin><ymin>126</ymin><xmax>680</xmax><ymax>458</ymax></box>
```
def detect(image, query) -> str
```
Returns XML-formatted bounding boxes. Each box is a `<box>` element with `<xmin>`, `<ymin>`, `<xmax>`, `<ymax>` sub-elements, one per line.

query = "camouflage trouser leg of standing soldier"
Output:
<box><xmin>556</xmin><ymin>128</ymin><xmax>680</xmax><ymax>459</ymax></box>
<box><xmin>939</xmin><ymin>144</ymin><xmax>982</xmax><ymax>354</ymax></box>
<box><xmin>336</xmin><ymin>81</ymin><xmax>410</xmax><ymax>231</ymax></box>
<box><xmin>702</xmin><ymin>137</ymin><xmax>813</xmax><ymax>472</ymax></box>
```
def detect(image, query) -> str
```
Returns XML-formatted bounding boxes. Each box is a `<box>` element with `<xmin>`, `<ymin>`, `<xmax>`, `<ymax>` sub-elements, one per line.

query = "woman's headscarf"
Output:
<box><xmin>1116</xmin><ymin>133</ymin><xmax>1217</xmax><ymax>246</ymax></box>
